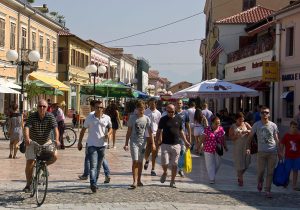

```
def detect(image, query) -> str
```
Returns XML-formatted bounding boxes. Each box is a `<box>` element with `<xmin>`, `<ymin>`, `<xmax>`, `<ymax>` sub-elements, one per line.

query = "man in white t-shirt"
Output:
<box><xmin>78</xmin><ymin>101</ymin><xmax>112</xmax><ymax>193</ymax></box>
<box><xmin>143</xmin><ymin>98</ymin><xmax>162</xmax><ymax>176</ymax></box>
<box><xmin>187</xmin><ymin>101</ymin><xmax>196</xmax><ymax>150</ymax></box>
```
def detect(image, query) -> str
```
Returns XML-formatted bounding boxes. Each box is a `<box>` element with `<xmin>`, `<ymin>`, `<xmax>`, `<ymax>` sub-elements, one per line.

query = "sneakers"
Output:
<box><xmin>209</xmin><ymin>180</ymin><xmax>215</xmax><ymax>184</ymax></box>
<box><xmin>160</xmin><ymin>173</ymin><xmax>167</xmax><ymax>183</ymax></box>
<box><xmin>78</xmin><ymin>175</ymin><xmax>88</xmax><ymax>180</ymax></box>
<box><xmin>150</xmin><ymin>170</ymin><xmax>156</xmax><ymax>176</ymax></box>
<box><xmin>170</xmin><ymin>181</ymin><xmax>176</xmax><ymax>188</ymax></box>
<box><xmin>90</xmin><ymin>185</ymin><xmax>97</xmax><ymax>193</ymax></box>
<box><xmin>257</xmin><ymin>182</ymin><xmax>263</xmax><ymax>192</ymax></box>
<box><xmin>22</xmin><ymin>185</ymin><xmax>31</xmax><ymax>193</ymax></box>
<box><xmin>178</xmin><ymin>170</ymin><xmax>184</xmax><ymax>177</ymax></box>
<box><xmin>104</xmin><ymin>176</ymin><xmax>111</xmax><ymax>184</ymax></box>
<box><xmin>144</xmin><ymin>161</ymin><xmax>149</xmax><ymax>170</ymax></box>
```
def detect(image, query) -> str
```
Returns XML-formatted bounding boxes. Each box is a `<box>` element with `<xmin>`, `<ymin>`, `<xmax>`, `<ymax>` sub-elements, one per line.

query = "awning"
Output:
<box><xmin>247</xmin><ymin>20</ymin><xmax>276</xmax><ymax>36</ymax></box>
<box><xmin>0</xmin><ymin>85</ymin><xmax>20</xmax><ymax>94</ymax></box>
<box><xmin>280</xmin><ymin>91</ymin><xmax>294</xmax><ymax>101</ymax></box>
<box><xmin>237</xmin><ymin>81</ymin><xmax>269</xmax><ymax>91</ymax></box>
<box><xmin>29</xmin><ymin>72</ymin><xmax>69</xmax><ymax>91</ymax></box>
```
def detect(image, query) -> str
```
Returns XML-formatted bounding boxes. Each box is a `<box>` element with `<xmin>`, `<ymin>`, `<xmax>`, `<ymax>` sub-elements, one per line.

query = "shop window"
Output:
<box><xmin>281</xmin><ymin>87</ymin><xmax>294</xmax><ymax>118</ymax></box>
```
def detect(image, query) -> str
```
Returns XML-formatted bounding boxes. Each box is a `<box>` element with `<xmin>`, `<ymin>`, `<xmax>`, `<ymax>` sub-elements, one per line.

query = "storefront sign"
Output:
<box><xmin>262</xmin><ymin>61</ymin><xmax>279</xmax><ymax>82</ymax></box>
<box><xmin>234</xmin><ymin>66</ymin><xmax>246</xmax><ymax>72</ymax></box>
<box><xmin>252</xmin><ymin>61</ymin><xmax>263</xmax><ymax>68</ymax></box>
<box><xmin>282</xmin><ymin>73</ymin><xmax>300</xmax><ymax>81</ymax></box>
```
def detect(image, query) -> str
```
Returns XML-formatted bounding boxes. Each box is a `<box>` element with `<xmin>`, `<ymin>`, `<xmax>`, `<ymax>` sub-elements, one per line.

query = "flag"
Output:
<box><xmin>209</xmin><ymin>40</ymin><xmax>224</xmax><ymax>62</ymax></box>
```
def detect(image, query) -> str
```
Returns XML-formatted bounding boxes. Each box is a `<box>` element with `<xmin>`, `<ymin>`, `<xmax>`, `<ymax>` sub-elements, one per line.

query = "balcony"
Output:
<box><xmin>227</xmin><ymin>37</ymin><xmax>274</xmax><ymax>63</ymax></box>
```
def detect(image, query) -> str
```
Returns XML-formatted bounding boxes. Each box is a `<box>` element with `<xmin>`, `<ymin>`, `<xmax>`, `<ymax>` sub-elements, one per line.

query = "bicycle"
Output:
<box><xmin>1</xmin><ymin>118</ymin><xmax>10</xmax><ymax>140</ymax></box>
<box><xmin>62</xmin><ymin>127</ymin><xmax>77</xmax><ymax>147</ymax></box>
<box><xmin>29</xmin><ymin>141</ymin><xmax>56</xmax><ymax>206</ymax></box>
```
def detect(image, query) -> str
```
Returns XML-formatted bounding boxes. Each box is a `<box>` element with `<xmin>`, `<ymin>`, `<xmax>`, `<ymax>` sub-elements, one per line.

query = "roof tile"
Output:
<box><xmin>216</xmin><ymin>6</ymin><xmax>274</xmax><ymax>24</ymax></box>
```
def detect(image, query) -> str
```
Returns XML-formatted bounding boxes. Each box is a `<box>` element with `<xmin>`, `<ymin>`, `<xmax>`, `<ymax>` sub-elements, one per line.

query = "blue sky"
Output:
<box><xmin>34</xmin><ymin>0</ymin><xmax>205</xmax><ymax>85</ymax></box>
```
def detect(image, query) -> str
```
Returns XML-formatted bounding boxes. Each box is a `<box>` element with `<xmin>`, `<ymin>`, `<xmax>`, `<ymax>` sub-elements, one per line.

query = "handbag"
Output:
<box><xmin>273</xmin><ymin>160</ymin><xmax>290</xmax><ymax>187</ymax></box>
<box><xmin>19</xmin><ymin>138</ymin><xmax>26</xmax><ymax>153</ymax></box>
<box><xmin>216</xmin><ymin>143</ymin><xmax>223</xmax><ymax>156</ymax></box>
<box><xmin>183</xmin><ymin>149</ymin><xmax>192</xmax><ymax>173</ymax></box>
<box><xmin>250</xmin><ymin>134</ymin><xmax>258</xmax><ymax>154</ymax></box>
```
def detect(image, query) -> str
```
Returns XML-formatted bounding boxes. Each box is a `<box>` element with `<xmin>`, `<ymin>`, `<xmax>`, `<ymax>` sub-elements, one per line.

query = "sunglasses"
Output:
<box><xmin>167</xmin><ymin>111</ymin><xmax>175</xmax><ymax>114</ymax></box>
<box><xmin>261</xmin><ymin>111</ymin><xmax>270</xmax><ymax>115</ymax></box>
<box><xmin>38</xmin><ymin>105</ymin><xmax>47</xmax><ymax>108</ymax></box>
<box><xmin>95</xmin><ymin>106</ymin><xmax>104</xmax><ymax>109</ymax></box>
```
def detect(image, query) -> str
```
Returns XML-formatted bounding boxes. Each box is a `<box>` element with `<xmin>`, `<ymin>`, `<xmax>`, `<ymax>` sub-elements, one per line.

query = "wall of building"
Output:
<box><xmin>276</xmin><ymin>8</ymin><xmax>300</xmax><ymax>126</ymax></box>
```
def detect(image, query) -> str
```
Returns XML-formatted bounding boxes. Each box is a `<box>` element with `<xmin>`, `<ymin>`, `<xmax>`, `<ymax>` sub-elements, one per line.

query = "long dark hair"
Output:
<box><xmin>194</xmin><ymin>108</ymin><xmax>203</xmax><ymax>123</ymax></box>
<box><xmin>107</xmin><ymin>103</ymin><xmax>118</xmax><ymax>117</ymax></box>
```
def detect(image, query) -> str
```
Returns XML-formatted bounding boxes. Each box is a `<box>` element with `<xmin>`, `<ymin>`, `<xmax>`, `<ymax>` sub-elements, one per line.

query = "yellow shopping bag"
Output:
<box><xmin>183</xmin><ymin>149</ymin><xmax>192</xmax><ymax>174</ymax></box>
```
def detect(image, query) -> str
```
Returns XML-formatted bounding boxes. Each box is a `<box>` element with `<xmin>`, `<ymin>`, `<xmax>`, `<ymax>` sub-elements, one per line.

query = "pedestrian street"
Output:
<box><xmin>0</xmin><ymin>125</ymin><xmax>299</xmax><ymax>210</ymax></box>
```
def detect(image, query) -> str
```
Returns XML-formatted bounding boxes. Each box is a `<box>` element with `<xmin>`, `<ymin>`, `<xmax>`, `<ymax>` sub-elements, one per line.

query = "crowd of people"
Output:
<box><xmin>4</xmin><ymin>98</ymin><xmax>300</xmax><ymax>197</ymax></box>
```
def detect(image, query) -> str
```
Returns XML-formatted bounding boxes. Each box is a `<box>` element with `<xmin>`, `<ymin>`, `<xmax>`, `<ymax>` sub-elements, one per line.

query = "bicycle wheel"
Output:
<box><xmin>63</xmin><ymin>128</ymin><xmax>77</xmax><ymax>147</ymax></box>
<box><xmin>36</xmin><ymin>165</ymin><xmax>48</xmax><ymax>206</ymax></box>
<box><xmin>3</xmin><ymin>120</ymin><xmax>10</xmax><ymax>140</ymax></box>
<box><xmin>30</xmin><ymin>166</ymin><xmax>37</xmax><ymax>198</ymax></box>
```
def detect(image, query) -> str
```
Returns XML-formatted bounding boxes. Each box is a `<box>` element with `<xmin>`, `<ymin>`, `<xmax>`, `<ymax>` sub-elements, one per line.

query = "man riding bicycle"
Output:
<box><xmin>23</xmin><ymin>99</ymin><xmax>60</xmax><ymax>192</ymax></box>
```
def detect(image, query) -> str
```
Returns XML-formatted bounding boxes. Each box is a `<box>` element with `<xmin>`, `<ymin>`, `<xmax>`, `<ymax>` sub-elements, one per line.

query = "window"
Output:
<box><xmin>39</xmin><ymin>35</ymin><xmax>44</xmax><ymax>59</ymax></box>
<box><xmin>52</xmin><ymin>41</ymin><xmax>56</xmax><ymax>63</ymax></box>
<box><xmin>32</xmin><ymin>32</ymin><xmax>36</xmax><ymax>50</ymax></box>
<box><xmin>243</xmin><ymin>0</ymin><xmax>256</xmax><ymax>10</ymax></box>
<box><xmin>21</xmin><ymin>27</ymin><xmax>27</xmax><ymax>49</ymax></box>
<box><xmin>286</xmin><ymin>27</ymin><xmax>294</xmax><ymax>57</ymax></box>
<box><xmin>71</xmin><ymin>49</ymin><xmax>75</xmax><ymax>65</ymax></box>
<box><xmin>0</xmin><ymin>18</ymin><xmax>5</xmax><ymax>48</ymax></box>
<box><xmin>46</xmin><ymin>38</ymin><xmax>50</xmax><ymax>61</ymax></box>
<box><xmin>10</xmin><ymin>22</ymin><xmax>16</xmax><ymax>49</ymax></box>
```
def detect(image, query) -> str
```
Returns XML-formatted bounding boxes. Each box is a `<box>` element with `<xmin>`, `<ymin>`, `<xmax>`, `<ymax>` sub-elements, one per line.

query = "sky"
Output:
<box><xmin>34</xmin><ymin>0</ymin><xmax>206</xmax><ymax>85</ymax></box>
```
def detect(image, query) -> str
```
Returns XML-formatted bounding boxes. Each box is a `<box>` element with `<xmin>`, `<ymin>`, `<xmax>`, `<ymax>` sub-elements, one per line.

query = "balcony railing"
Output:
<box><xmin>227</xmin><ymin>37</ymin><xmax>274</xmax><ymax>63</ymax></box>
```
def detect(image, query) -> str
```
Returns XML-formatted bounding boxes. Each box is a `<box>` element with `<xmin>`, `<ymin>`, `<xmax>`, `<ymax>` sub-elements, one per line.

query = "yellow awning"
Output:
<box><xmin>29</xmin><ymin>72</ymin><xmax>69</xmax><ymax>91</ymax></box>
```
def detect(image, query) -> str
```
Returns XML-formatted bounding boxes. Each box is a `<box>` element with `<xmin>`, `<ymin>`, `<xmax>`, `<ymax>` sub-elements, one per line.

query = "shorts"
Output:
<box><xmin>112</xmin><ymin>121</ymin><xmax>119</xmax><ymax>130</ymax></box>
<box><xmin>130</xmin><ymin>141</ymin><xmax>146</xmax><ymax>162</ymax></box>
<box><xmin>25</xmin><ymin>140</ymin><xmax>55</xmax><ymax>160</ymax></box>
<box><xmin>194</xmin><ymin>126</ymin><xmax>204</xmax><ymax>136</ymax></box>
<box><xmin>285</xmin><ymin>157</ymin><xmax>300</xmax><ymax>171</ymax></box>
<box><xmin>161</xmin><ymin>144</ymin><xmax>181</xmax><ymax>166</ymax></box>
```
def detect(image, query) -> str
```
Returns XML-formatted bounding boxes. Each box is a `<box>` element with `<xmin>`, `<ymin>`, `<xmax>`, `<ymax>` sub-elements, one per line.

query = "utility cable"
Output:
<box><xmin>101</xmin><ymin>0</ymin><xmax>236</xmax><ymax>44</ymax></box>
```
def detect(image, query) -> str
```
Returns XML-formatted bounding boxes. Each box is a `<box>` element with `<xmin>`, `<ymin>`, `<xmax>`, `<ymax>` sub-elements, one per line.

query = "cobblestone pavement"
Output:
<box><xmin>0</xmin><ymin>121</ymin><xmax>299</xmax><ymax>210</ymax></box>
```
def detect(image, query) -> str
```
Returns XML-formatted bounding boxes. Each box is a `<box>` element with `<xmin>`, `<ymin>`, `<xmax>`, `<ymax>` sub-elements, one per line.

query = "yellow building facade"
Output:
<box><xmin>0</xmin><ymin>0</ymin><xmax>63</xmax><ymax>113</ymax></box>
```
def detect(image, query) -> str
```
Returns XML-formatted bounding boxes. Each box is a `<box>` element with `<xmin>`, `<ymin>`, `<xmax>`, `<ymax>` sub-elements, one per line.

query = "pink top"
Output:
<box><xmin>203</xmin><ymin>126</ymin><xmax>225</xmax><ymax>153</ymax></box>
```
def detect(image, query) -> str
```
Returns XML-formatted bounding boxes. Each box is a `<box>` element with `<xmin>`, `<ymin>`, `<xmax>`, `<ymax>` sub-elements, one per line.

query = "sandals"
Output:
<box><xmin>129</xmin><ymin>184</ymin><xmax>137</xmax><ymax>189</ymax></box>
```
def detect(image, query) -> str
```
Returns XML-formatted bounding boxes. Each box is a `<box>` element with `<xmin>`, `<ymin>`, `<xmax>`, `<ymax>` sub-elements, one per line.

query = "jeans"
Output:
<box><xmin>87</xmin><ymin>146</ymin><xmax>105</xmax><ymax>187</ymax></box>
<box><xmin>83</xmin><ymin>144</ymin><xmax>110</xmax><ymax>177</ymax></box>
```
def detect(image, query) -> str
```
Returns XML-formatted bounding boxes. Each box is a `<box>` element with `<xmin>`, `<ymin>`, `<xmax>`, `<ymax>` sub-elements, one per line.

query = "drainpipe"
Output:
<box><xmin>274</xmin><ymin>21</ymin><xmax>282</xmax><ymax>124</ymax></box>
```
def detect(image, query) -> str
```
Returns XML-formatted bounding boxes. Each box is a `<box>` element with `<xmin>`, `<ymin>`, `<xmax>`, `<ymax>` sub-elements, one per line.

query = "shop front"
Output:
<box><xmin>277</xmin><ymin>71</ymin><xmax>300</xmax><ymax>127</ymax></box>
<box><xmin>224</xmin><ymin>50</ymin><xmax>273</xmax><ymax>114</ymax></box>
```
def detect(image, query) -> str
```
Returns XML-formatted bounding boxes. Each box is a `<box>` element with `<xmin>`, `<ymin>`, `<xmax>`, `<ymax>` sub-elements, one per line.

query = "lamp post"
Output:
<box><xmin>6</xmin><ymin>49</ymin><xmax>40</xmax><ymax>114</ymax></box>
<box><xmin>85</xmin><ymin>64</ymin><xmax>107</xmax><ymax>100</ymax></box>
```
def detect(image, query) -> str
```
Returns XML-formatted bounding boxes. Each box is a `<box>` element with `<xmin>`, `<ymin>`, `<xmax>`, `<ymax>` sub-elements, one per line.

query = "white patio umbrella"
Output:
<box><xmin>0</xmin><ymin>85</ymin><xmax>20</xmax><ymax>94</ymax></box>
<box><xmin>0</xmin><ymin>78</ymin><xmax>21</xmax><ymax>89</ymax></box>
<box><xmin>172</xmin><ymin>78</ymin><xmax>259</xmax><ymax>99</ymax></box>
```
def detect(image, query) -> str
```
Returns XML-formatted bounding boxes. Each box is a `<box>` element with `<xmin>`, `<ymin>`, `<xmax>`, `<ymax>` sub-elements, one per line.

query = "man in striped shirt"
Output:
<box><xmin>23</xmin><ymin>99</ymin><xmax>59</xmax><ymax>193</ymax></box>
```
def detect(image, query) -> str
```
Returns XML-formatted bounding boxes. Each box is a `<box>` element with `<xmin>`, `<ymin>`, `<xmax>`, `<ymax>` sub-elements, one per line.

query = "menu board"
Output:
<box><xmin>80</xmin><ymin>105</ymin><xmax>91</xmax><ymax>118</ymax></box>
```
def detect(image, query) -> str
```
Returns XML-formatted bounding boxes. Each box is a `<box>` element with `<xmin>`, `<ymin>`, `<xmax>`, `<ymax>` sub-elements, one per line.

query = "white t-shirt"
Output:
<box><xmin>144</xmin><ymin>108</ymin><xmax>161</xmax><ymax>137</ymax></box>
<box><xmin>187</xmin><ymin>107</ymin><xmax>196</xmax><ymax>128</ymax></box>
<box><xmin>83</xmin><ymin>113</ymin><xmax>112</xmax><ymax>147</ymax></box>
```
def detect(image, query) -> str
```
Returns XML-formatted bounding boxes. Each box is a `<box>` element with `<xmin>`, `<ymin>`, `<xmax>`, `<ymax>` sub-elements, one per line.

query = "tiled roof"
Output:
<box><xmin>216</xmin><ymin>6</ymin><xmax>274</xmax><ymax>24</ymax></box>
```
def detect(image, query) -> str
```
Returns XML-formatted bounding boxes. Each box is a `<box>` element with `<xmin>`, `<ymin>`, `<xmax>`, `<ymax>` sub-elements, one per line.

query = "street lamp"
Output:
<box><xmin>6</xmin><ymin>49</ymin><xmax>40</xmax><ymax>114</ymax></box>
<box><xmin>85</xmin><ymin>64</ymin><xmax>107</xmax><ymax>100</ymax></box>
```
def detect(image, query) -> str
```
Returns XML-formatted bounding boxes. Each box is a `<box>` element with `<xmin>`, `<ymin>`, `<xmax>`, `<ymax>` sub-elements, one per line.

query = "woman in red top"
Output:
<box><xmin>203</xmin><ymin>116</ymin><xmax>228</xmax><ymax>184</ymax></box>
<box><xmin>280</xmin><ymin>120</ymin><xmax>300</xmax><ymax>191</ymax></box>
